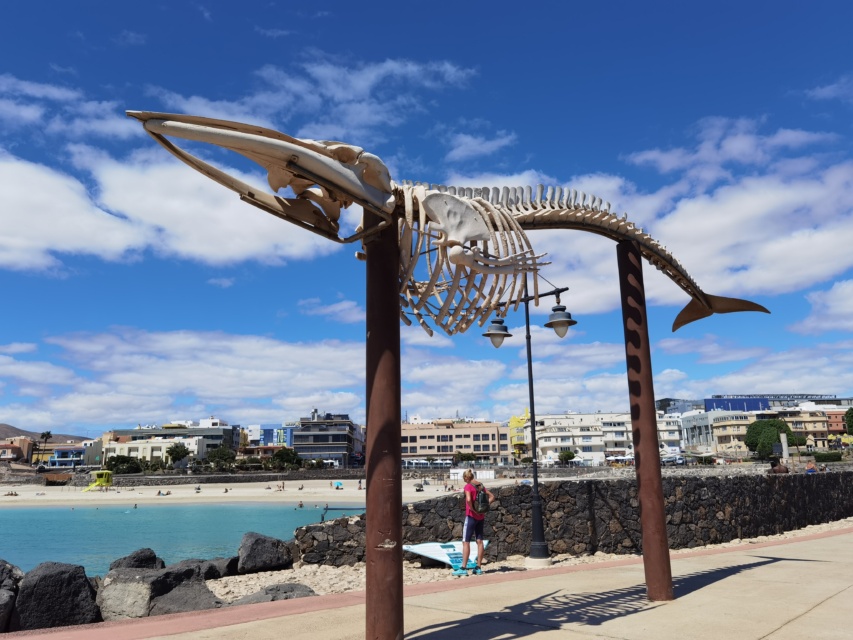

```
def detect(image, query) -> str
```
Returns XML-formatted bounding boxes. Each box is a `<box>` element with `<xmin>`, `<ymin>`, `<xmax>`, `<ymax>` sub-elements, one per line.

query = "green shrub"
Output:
<box><xmin>813</xmin><ymin>451</ymin><xmax>842</xmax><ymax>463</ymax></box>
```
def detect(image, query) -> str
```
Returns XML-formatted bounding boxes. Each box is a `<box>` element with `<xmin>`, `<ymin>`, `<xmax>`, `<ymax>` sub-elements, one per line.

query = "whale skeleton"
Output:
<box><xmin>127</xmin><ymin>111</ymin><xmax>769</xmax><ymax>335</ymax></box>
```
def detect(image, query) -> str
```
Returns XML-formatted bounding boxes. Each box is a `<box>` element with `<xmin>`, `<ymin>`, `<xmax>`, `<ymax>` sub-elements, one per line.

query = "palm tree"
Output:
<box><xmin>39</xmin><ymin>431</ymin><xmax>52</xmax><ymax>464</ymax></box>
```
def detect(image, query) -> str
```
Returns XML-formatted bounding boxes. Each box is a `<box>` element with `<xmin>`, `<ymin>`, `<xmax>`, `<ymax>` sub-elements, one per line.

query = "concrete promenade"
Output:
<box><xmin>8</xmin><ymin>526</ymin><xmax>853</xmax><ymax>640</ymax></box>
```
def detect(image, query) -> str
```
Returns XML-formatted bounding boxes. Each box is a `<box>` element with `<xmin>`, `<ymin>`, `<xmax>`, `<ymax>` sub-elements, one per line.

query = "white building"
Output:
<box><xmin>601</xmin><ymin>414</ymin><xmax>632</xmax><ymax>456</ymax></box>
<box><xmin>658</xmin><ymin>412</ymin><xmax>682</xmax><ymax>455</ymax></box>
<box><xmin>680</xmin><ymin>410</ymin><xmax>714</xmax><ymax>453</ymax></box>
<box><xmin>529</xmin><ymin>412</ymin><xmax>625</xmax><ymax>466</ymax></box>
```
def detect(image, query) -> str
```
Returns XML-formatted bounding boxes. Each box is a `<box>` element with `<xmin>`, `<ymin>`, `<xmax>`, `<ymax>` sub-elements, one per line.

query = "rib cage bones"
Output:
<box><xmin>396</xmin><ymin>183</ymin><xmax>544</xmax><ymax>337</ymax></box>
<box><xmin>394</xmin><ymin>181</ymin><xmax>703</xmax><ymax>337</ymax></box>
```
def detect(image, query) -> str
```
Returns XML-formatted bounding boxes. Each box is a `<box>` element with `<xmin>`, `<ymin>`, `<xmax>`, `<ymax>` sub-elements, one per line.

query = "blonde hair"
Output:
<box><xmin>462</xmin><ymin>469</ymin><xmax>474</xmax><ymax>482</ymax></box>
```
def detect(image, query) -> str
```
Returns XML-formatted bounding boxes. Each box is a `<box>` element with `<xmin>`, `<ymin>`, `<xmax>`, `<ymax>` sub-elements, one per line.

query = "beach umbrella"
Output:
<box><xmin>334</xmin><ymin>481</ymin><xmax>343</xmax><ymax>488</ymax></box>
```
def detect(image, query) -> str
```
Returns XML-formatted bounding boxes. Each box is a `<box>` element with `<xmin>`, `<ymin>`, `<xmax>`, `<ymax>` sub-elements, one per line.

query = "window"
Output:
<box><xmin>500</xmin><ymin>445</ymin><xmax>508</xmax><ymax>451</ymax></box>
<box><xmin>473</xmin><ymin>445</ymin><xmax>481</xmax><ymax>452</ymax></box>
<box><xmin>473</xmin><ymin>434</ymin><xmax>481</xmax><ymax>441</ymax></box>
<box><xmin>401</xmin><ymin>446</ymin><xmax>408</xmax><ymax>454</ymax></box>
<box><xmin>582</xmin><ymin>446</ymin><xmax>592</xmax><ymax>452</ymax></box>
<box><xmin>582</xmin><ymin>436</ymin><xmax>592</xmax><ymax>442</ymax></box>
<box><xmin>499</xmin><ymin>433</ymin><xmax>507</xmax><ymax>440</ymax></box>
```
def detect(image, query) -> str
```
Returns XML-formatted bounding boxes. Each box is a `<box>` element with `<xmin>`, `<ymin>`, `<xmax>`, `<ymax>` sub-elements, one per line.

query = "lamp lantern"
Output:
<box><xmin>544</xmin><ymin>303</ymin><xmax>577</xmax><ymax>338</ymax></box>
<box><xmin>482</xmin><ymin>318</ymin><xmax>512</xmax><ymax>348</ymax></box>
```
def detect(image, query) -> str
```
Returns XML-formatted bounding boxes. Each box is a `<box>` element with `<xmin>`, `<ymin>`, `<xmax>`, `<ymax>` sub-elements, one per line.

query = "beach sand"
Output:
<box><xmin>0</xmin><ymin>476</ymin><xmax>481</xmax><ymax>509</ymax></box>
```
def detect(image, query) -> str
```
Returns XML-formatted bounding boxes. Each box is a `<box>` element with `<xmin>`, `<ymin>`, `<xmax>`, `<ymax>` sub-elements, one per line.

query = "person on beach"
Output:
<box><xmin>456</xmin><ymin>469</ymin><xmax>494</xmax><ymax>576</ymax></box>
<box><xmin>769</xmin><ymin>459</ymin><xmax>789</xmax><ymax>474</ymax></box>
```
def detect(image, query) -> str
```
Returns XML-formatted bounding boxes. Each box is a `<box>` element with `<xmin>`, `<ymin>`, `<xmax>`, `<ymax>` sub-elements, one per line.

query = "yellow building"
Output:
<box><xmin>710</xmin><ymin>412</ymin><xmax>754</xmax><ymax>458</ymax></box>
<box><xmin>508</xmin><ymin>409</ymin><xmax>530</xmax><ymax>457</ymax></box>
<box><xmin>758</xmin><ymin>409</ymin><xmax>830</xmax><ymax>450</ymax></box>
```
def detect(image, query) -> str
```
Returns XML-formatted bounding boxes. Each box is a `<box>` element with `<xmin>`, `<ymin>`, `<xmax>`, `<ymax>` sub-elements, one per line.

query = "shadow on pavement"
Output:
<box><xmin>406</xmin><ymin>555</ymin><xmax>818</xmax><ymax>639</ymax></box>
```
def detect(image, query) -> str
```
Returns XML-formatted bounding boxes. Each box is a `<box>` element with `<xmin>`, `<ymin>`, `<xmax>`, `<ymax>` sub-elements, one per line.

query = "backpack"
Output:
<box><xmin>473</xmin><ymin>483</ymin><xmax>490</xmax><ymax>514</ymax></box>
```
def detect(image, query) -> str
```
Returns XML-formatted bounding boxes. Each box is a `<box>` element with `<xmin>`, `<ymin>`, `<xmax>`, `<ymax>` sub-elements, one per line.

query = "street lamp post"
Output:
<box><xmin>483</xmin><ymin>273</ymin><xmax>576</xmax><ymax>566</ymax></box>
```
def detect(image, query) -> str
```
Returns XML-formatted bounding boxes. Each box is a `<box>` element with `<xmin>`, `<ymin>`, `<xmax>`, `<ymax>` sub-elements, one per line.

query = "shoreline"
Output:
<box><xmin>0</xmin><ymin>476</ymin><xmax>495</xmax><ymax>509</ymax></box>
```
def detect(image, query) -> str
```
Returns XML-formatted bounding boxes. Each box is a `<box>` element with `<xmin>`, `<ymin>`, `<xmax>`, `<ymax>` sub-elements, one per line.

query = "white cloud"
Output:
<box><xmin>806</xmin><ymin>74</ymin><xmax>853</xmax><ymax>104</ymax></box>
<box><xmin>297</xmin><ymin>297</ymin><xmax>365</xmax><ymax>324</ymax></box>
<box><xmin>0</xmin><ymin>150</ymin><xmax>150</xmax><ymax>271</ymax></box>
<box><xmin>45</xmin><ymin>100</ymin><xmax>141</xmax><ymax>140</ymax></box>
<box><xmin>401</xmin><ymin>351</ymin><xmax>507</xmax><ymax>419</ymax></box>
<box><xmin>0</xmin><ymin>343</ymin><xmax>37</xmax><ymax>354</ymax></box>
<box><xmin>626</xmin><ymin>117</ymin><xmax>837</xmax><ymax>177</ymax></box>
<box><xmin>114</xmin><ymin>30</ymin><xmax>147</xmax><ymax>46</ymax></box>
<box><xmin>49</xmin><ymin>63</ymin><xmax>77</xmax><ymax>76</ymax></box>
<box><xmin>446</xmin><ymin>119</ymin><xmax>853</xmax><ymax>315</ymax></box>
<box><xmin>0</xmin><ymin>74</ymin><xmax>81</xmax><ymax>102</ymax></box>
<box><xmin>0</xmin><ymin>328</ymin><xmax>368</xmax><ymax>429</ymax></box>
<box><xmin>0</xmin><ymin>138</ymin><xmax>353</xmax><ymax>272</ymax></box>
<box><xmin>0</xmin><ymin>355</ymin><xmax>79</xmax><ymax>386</ymax></box>
<box><xmin>150</xmin><ymin>57</ymin><xmax>475</xmax><ymax>143</ymax></box>
<box><xmin>207</xmin><ymin>277</ymin><xmax>235</xmax><ymax>288</ymax></box>
<box><xmin>401</xmin><ymin>324</ymin><xmax>454</xmax><ymax>348</ymax></box>
<box><xmin>254</xmin><ymin>27</ymin><xmax>292</xmax><ymax>38</ymax></box>
<box><xmin>69</xmin><ymin>144</ymin><xmax>340</xmax><ymax>266</ymax></box>
<box><xmin>445</xmin><ymin>131</ymin><xmax>517</xmax><ymax>162</ymax></box>
<box><xmin>0</xmin><ymin>74</ymin><xmax>139</xmax><ymax>139</ymax></box>
<box><xmin>656</xmin><ymin>335</ymin><xmax>768</xmax><ymax>364</ymax></box>
<box><xmin>0</xmin><ymin>99</ymin><xmax>44</xmax><ymax>125</ymax></box>
<box><xmin>790</xmin><ymin>280</ymin><xmax>853</xmax><ymax>334</ymax></box>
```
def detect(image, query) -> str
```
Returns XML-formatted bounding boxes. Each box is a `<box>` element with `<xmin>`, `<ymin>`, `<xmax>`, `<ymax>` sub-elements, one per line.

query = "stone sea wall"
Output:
<box><xmin>294</xmin><ymin>471</ymin><xmax>853</xmax><ymax>566</ymax></box>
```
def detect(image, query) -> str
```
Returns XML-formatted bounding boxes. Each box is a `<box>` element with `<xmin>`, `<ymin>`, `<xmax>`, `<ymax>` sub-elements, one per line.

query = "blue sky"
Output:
<box><xmin>1</xmin><ymin>1</ymin><xmax>852</xmax><ymax>438</ymax></box>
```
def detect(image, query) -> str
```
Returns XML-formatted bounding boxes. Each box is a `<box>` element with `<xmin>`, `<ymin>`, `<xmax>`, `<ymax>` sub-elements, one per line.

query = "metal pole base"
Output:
<box><xmin>525</xmin><ymin>555</ymin><xmax>552</xmax><ymax>569</ymax></box>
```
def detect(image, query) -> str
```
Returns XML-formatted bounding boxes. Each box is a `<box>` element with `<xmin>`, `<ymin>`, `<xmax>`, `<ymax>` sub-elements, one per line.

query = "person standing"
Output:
<box><xmin>456</xmin><ymin>469</ymin><xmax>494</xmax><ymax>576</ymax></box>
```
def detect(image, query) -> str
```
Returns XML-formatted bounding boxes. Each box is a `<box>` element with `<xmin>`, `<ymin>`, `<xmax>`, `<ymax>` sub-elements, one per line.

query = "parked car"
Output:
<box><xmin>662</xmin><ymin>456</ymin><xmax>685</xmax><ymax>466</ymax></box>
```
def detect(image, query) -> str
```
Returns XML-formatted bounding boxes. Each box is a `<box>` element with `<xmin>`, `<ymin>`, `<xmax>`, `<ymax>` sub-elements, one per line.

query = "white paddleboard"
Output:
<box><xmin>403</xmin><ymin>540</ymin><xmax>489</xmax><ymax>569</ymax></box>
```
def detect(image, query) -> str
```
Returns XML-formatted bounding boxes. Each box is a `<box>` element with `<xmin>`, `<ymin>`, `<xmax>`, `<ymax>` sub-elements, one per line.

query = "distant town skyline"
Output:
<box><xmin>1</xmin><ymin>3</ymin><xmax>852</xmax><ymax>437</ymax></box>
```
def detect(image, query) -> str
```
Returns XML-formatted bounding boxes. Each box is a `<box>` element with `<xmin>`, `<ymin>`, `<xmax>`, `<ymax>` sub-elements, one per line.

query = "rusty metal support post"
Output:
<box><xmin>364</xmin><ymin>210</ymin><xmax>404</xmax><ymax>639</ymax></box>
<box><xmin>616</xmin><ymin>240</ymin><xmax>674</xmax><ymax>602</ymax></box>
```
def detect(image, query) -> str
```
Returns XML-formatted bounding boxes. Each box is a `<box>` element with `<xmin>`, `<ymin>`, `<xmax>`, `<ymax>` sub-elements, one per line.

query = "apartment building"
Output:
<box><xmin>292</xmin><ymin>410</ymin><xmax>362</xmax><ymax>467</ymax></box>
<box><xmin>400</xmin><ymin>418</ymin><xmax>510</xmax><ymax>466</ymax></box>
<box><xmin>756</xmin><ymin>408</ymin><xmax>829</xmax><ymax>450</ymax></box>
<box><xmin>528</xmin><ymin>412</ymin><xmax>625</xmax><ymax>466</ymax></box>
<box><xmin>103</xmin><ymin>419</ymin><xmax>237</xmax><ymax>463</ymax></box>
<box><xmin>657</xmin><ymin>413</ymin><xmax>682</xmax><ymax>455</ymax></box>
<box><xmin>710</xmin><ymin>412</ymin><xmax>754</xmax><ymax>458</ymax></box>
<box><xmin>47</xmin><ymin>445</ymin><xmax>86</xmax><ymax>468</ymax></box>
<box><xmin>601</xmin><ymin>414</ymin><xmax>632</xmax><ymax>457</ymax></box>
<box><xmin>507</xmin><ymin>409</ymin><xmax>530</xmax><ymax>457</ymax></box>
<box><xmin>680</xmin><ymin>410</ymin><xmax>714</xmax><ymax>453</ymax></box>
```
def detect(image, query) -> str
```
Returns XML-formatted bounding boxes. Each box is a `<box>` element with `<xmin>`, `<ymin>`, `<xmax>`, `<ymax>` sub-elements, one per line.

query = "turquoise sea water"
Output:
<box><xmin>0</xmin><ymin>502</ymin><xmax>364</xmax><ymax>575</ymax></box>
